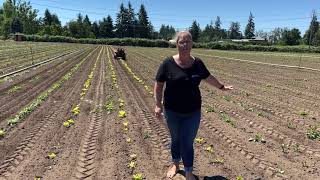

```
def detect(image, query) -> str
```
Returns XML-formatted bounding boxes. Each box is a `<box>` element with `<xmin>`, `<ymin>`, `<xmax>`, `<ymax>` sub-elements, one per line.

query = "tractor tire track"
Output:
<box><xmin>74</xmin><ymin>46</ymin><xmax>105</xmax><ymax>180</ymax></box>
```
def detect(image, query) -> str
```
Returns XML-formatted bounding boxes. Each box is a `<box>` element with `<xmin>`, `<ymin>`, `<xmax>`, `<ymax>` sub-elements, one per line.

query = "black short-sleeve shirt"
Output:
<box><xmin>156</xmin><ymin>56</ymin><xmax>211</xmax><ymax>113</ymax></box>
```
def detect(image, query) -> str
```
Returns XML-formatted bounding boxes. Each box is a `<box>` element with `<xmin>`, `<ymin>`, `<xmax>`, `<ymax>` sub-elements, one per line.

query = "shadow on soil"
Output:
<box><xmin>177</xmin><ymin>170</ymin><xmax>228</xmax><ymax>180</ymax></box>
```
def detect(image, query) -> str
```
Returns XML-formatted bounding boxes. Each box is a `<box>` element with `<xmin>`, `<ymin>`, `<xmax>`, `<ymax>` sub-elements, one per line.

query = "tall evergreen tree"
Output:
<box><xmin>200</xmin><ymin>23</ymin><xmax>213</xmax><ymax>42</ymax></box>
<box><xmin>115</xmin><ymin>3</ymin><xmax>129</xmax><ymax>37</ymax></box>
<box><xmin>51</xmin><ymin>14</ymin><xmax>60</xmax><ymax>25</ymax></box>
<box><xmin>229</xmin><ymin>21</ymin><xmax>242</xmax><ymax>39</ymax></box>
<box><xmin>304</xmin><ymin>10</ymin><xmax>319</xmax><ymax>45</ymax></box>
<box><xmin>43</xmin><ymin>9</ymin><xmax>52</xmax><ymax>26</ymax></box>
<box><xmin>67</xmin><ymin>20</ymin><xmax>79</xmax><ymax>38</ymax></box>
<box><xmin>91</xmin><ymin>21</ymin><xmax>99</xmax><ymax>38</ymax></box>
<box><xmin>313</xmin><ymin>30</ymin><xmax>320</xmax><ymax>46</ymax></box>
<box><xmin>127</xmin><ymin>2</ymin><xmax>137</xmax><ymax>37</ymax></box>
<box><xmin>100</xmin><ymin>15</ymin><xmax>114</xmax><ymax>38</ymax></box>
<box><xmin>83</xmin><ymin>15</ymin><xmax>91</xmax><ymax>26</ymax></box>
<box><xmin>83</xmin><ymin>15</ymin><xmax>93</xmax><ymax>37</ymax></box>
<box><xmin>11</xmin><ymin>16</ymin><xmax>22</xmax><ymax>33</ymax></box>
<box><xmin>214</xmin><ymin>16</ymin><xmax>221</xmax><ymax>30</ymax></box>
<box><xmin>40</xmin><ymin>9</ymin><xmax>62</xmax><ymax>35</ymax></box>
<box><xmin>137</xmin><ymin>4</ymin><xmax>151</xmax><ymax>38</ymax></box>
<box><xmin>244</xmin><ymin>12</ymin><xmax>255</xmax><ymax>38</ymax></box>
<box><xmin>76</xmin><ymin>13</ymin><xmax>85</xmax><ymax>37</ymax></box>
<box><xmin>189</xmin><ymin>20</ymin><xmax>200</xmax><ymax>42</ymax></box>
<box><xmin>214</xmin><ymin>16</ymin><xmax>225</xmax><ymax>40</ymax></box>
<box><xmin>159</xmin><ymin>24</ymin><xmax>176</xmax><ymax>40</ymax></box>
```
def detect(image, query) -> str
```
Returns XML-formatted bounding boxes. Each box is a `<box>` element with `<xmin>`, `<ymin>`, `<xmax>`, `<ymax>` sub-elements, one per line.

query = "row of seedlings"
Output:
<box><xmin>120</xmin><ymin>60</ymin><xmax>153</xmax><ymax>95</ymax></box>
<box><xmin>0</xmin><ymin>48</ymin><xmax>98</xmax><ymax>139</ymax></box>
<box><xmin>107</xmin><ymin>47</ymin><xmax>144</xmax><ymax>180</ymax></box>
<box><xmin>47</xmin><ymin>47</ymin><xmax>102</xmax><ymax>162</ymax></box>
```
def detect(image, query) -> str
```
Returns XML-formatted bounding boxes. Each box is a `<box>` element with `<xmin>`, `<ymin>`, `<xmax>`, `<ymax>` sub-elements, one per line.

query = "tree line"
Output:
<box><xmin>190</xmin><ymin>11</ymin><xmax>320</xmax><ymax>46</ymax></box>
<box><xmin>0</xmin><ymin>0</ymin><xmax>320</xmax><ymax>46</ymax></box>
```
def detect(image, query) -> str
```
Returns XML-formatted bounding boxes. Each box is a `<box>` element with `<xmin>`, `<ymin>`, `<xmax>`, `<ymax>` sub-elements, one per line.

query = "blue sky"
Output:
<box><xmin>2</xmin><ymin>0</ymin><xmax>319</xmax><ymax>34</ymax></box>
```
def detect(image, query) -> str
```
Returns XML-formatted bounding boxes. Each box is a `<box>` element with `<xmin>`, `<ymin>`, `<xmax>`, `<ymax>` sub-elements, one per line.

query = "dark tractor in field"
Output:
<box><xmin>113</xmin><ymin>48</ymin><xmax>126</xmax><ymax>60</ymax></box>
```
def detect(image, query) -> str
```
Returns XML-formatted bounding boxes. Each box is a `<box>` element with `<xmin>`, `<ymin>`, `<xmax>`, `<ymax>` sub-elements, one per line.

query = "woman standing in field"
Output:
<box><xmin>154</xmin><ymin>31</ymin><xmax>233</xmax><ymax>180</ymax></box>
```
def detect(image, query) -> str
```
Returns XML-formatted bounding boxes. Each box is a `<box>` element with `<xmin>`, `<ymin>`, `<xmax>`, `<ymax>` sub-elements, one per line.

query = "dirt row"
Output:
<box><xmin>0</xmin><ymin>47</ymin><xmax>94</xmax><ymax>126</ymax></box>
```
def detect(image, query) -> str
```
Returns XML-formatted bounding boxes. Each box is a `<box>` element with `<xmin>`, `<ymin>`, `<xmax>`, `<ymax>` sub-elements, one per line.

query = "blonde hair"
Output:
<box><xmin>174</xmin><ymin>31</ymin><xmax>193</xmax><ymax>43</ymax></box>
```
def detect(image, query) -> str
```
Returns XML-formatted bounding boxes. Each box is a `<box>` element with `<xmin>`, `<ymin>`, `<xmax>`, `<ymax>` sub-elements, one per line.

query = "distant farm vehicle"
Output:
<box><xmin>114</xmin><ymin>48</ymin><xmax>126</xmax><ymax>60</ymax></box>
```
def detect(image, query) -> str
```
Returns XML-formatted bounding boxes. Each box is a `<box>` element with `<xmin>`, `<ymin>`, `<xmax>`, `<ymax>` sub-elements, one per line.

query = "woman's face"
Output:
<box><xmin>177</xmin><ymin>34</ymin><xmax>192</xmax><ymax>54</ymax></box>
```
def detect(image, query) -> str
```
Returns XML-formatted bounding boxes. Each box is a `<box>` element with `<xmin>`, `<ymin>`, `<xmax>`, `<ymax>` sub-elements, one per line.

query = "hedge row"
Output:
<box><xmin>193</xmin><ymin>42</ymin><xmax>320</xmax><ymax>53</ymax></box>
<box><xmin>15</xmin><ymin>34</ymin><xmax>320</xmax><ymax>53</ymax></box>
<box><xmin>19</xmin><ymin>34</ymin><xmax>169</xmax><ymax>47</ymax></box>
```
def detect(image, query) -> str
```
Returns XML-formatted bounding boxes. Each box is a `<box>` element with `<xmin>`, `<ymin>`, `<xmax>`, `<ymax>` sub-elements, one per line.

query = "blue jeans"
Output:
<box><xmin>164</xmin><ymin>109</ymin><xmax>201</xmax><ymax>173</ymax></box>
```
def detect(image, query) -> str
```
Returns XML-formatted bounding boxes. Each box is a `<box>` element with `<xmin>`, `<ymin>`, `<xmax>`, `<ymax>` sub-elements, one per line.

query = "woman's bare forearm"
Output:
<box><xmin>154</xmin><ymin>82</ymin><xmax>164</xmax><ymax>106</ymax></box>
<box><xmin>204</xmin><ymin>75</ymin><xmax>224</xmax><ymax>89</ymax></box>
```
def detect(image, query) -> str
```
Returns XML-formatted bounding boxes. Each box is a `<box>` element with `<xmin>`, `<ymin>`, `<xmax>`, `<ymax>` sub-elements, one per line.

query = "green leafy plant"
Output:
<box><xmin>0</xmin><ymin>77</ymin><xmax>12</xmax><ymax>83</ymax></box>
<box><xmin>281</xmin><ymin>144</ymin><xmax>290</xmax><ymax>154</ymax></box>
<box><xmin>287</xmin><ymin>122</ymin><xmax>296</xmax><ymax>129</ymax></box>
<box><xmin>222</xmin><ymin>95</ymin><xmax>231</xmax><ymax>102</ymax></box>
<box><xmin>105</xmin><ymin>100</ymin><xmax>114</xmax><ymax>114</ymax></box>
<box><xmin>300</xmin><ymin>111</ymin><xmax>308</xmax><ymax>117</ymax></box>
<box><xmin>246</xmin><ymin>107</ymin><xmax>254</xmax><ymax>112</ymax></box>
<box><xmin>257</xmin><ymin>112</ymin><xmax>264</xmax><ymax>117</ymax></box>
<box><xmin>219</xmin><ymin>112</ymin><xmax>236</xmax><ymax>127</ymax></box>
<box><xmin>249</xmin><ymin>134</ymin><xmax>266</xmax><ymax>143</ymax></box>
<box><xmin>205</xmin><ymin>105</ymin><xmax>216</xmax><ymax>113</ymax></box>
<box><xmin>292</xmin><ymin>144</ymin><xmax>302</xmax><ymax>153</ymax></box>
<box><xmin>143</xmin><ymin>132</ymin><xmax>150</xmax><ymax>139</ymax></box>
<box><xmin>306</xmin><ymin>125</ymin><xmax>320</xmax><ymax>140</ymax></box>
<box><xmin>7</xmin><ymin>85</ymin><xmax>21</xmax><ymax>94</ymax></box>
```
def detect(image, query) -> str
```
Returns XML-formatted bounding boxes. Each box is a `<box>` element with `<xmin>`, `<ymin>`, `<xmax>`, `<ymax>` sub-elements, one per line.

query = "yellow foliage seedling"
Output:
<box><xmin>132</xmin><ymin>173</ymin><xmax>143</xmax><ymax>180</ymax></box>
<box><xmin>34</xmin><ymin>176</ymin><xmax>42</xmax><ymax>180</ymax></box>
<box><xmin>126</xmin><ymin>138</ymin><xmax>132</xmax><ymax>143</ymax></box>
<box><xmin>212</xmin><ymin>158</ymin><xmax>224</xmax><ymax>164</ymax></box>
<box><xmin>67</xmin><ymin>119</ymin><xmax>75</xmax><ymax>125</ymax></box>
<box><xmin>119</xmin><ymin>110</ymin><xmax>126</xmax><ymax>118</ymax></box>
<box><xmin>48</xmin><ymin>152</ymin><xmax>56</xmax><ymax>159</ymax></box>
<box><xmin>63</xmin><ymin>121</ymin><xmax>70</xmax><ymax>127</ymax></box>
<box><xmin>195</xmin><ymin>137</ymin><xmax>204</xmax><ymax>144</ymax></box>
<box><xmin>123</xmin><ymin>121</ymin><xmax>129</xmax><ymax>127</ymax></box>
<box><xmin>128</xmin><ymin>161</ymin><xmax>136</xmax><ymax>169</ymax></box>
<box><xmin>236</xmin><ymin>176</ymin><xmax>244</xmax><ymax>180</ymax></box>
<box><xmin>0</xmin><ymin>130</ymin><xmax>6</xmax><ymax>137</ymax></box>
<box><xmin>118</xmin><ymin>98</ymin><xmax>125</xmax><ymax>103</ymax></box>
<box><xmin>72</xmin><ymin>105</ymin><xmax>80</xmax><ymax>115</ymax></box>
<box><xmin>205</xmin><ymin>145</ymin><xmax>214</xmax><ymax>153</ymax></box>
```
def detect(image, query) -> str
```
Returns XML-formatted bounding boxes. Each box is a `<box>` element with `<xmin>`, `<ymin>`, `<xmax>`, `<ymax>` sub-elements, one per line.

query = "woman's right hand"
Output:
<box><xmin>154</xmin><ymin>105</ymin><xmax>163</xmax><ymax>119</ymax></box>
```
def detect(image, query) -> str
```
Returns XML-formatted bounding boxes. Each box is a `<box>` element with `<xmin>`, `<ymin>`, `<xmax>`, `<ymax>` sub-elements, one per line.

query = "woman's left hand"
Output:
<box><xmin>222</xmin><ymin>85</ymin><xmax>233</xmax><ymax>91</ymax></box>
